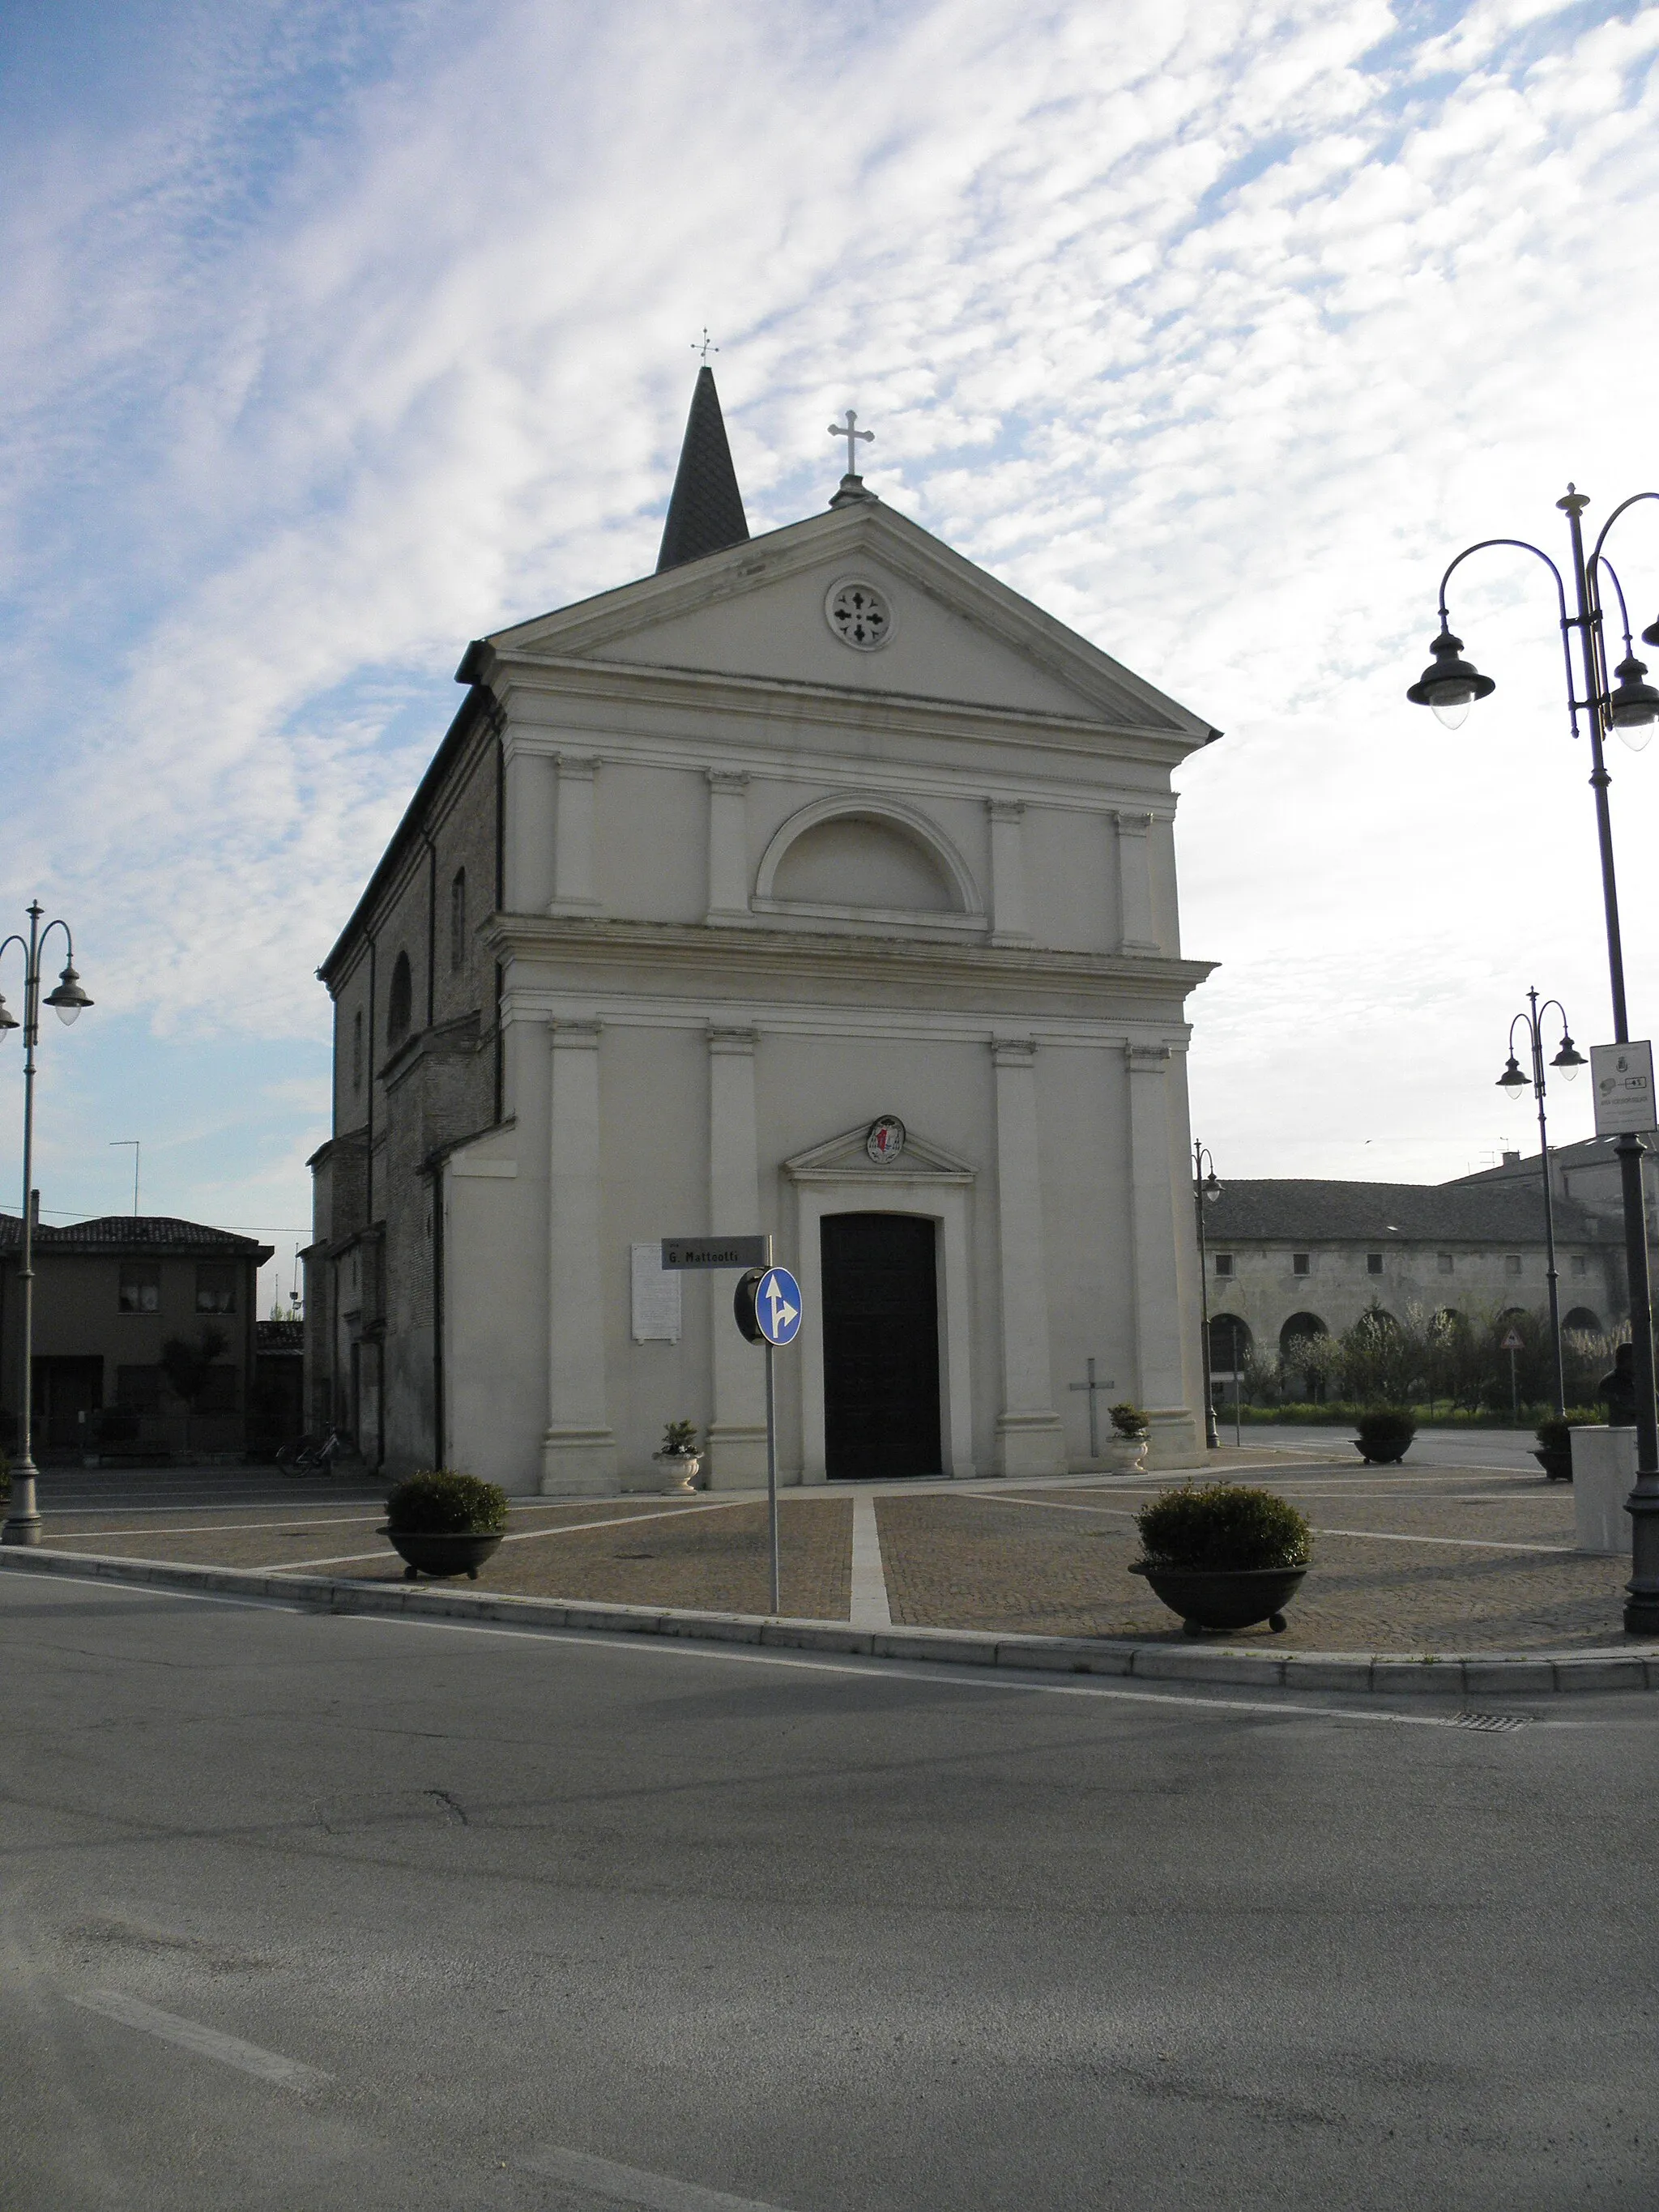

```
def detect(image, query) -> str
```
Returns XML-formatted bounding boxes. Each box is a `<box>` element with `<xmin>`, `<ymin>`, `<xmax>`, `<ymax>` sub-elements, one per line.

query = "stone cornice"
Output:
<box><xmin>486</xmin><ymin>649</ymin><xmax>1200</xmax><ymax>773</ymax></box>
<box><xmin>483</xmin><ymin>910</ymin><xmax>1213</xmax><ymax>1014</ymax></box>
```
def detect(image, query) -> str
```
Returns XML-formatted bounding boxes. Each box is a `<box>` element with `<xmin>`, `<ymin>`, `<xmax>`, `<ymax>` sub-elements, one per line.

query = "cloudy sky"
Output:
<box><xmin>2</xmin><ymin>0</ymin><xmax>1657</xmax><ymax>1306</ymax></box>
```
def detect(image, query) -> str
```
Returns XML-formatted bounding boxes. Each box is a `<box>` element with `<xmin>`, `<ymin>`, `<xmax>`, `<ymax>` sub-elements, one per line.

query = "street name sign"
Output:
<box><xmin>1590</xmin><ymin>1042</ymin><xmax>1656</xmax><ymax>1138</ymax></box>
<box><xmin>662</xmin><ymin>1236</ymin><xmax>770</xmax><ymax>1270</ymax></box>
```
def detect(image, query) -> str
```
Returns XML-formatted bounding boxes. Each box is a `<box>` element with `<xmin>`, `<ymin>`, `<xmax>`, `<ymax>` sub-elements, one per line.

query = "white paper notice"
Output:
<box><xmin>1590</xmin><ymin>1042</ymin><xmax>1657</xmax><ymax>1138</ymax></box>
<box><xmin>631</xmin><ymin>1242</ymin><xmax>682</xmax><ymax>1341</ymax></box>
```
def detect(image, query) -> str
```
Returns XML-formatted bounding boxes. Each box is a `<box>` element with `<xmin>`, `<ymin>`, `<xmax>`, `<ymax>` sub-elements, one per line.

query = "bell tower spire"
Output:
<box><xmin>655</xmin><ymin>366</ymin><xmax>750</xmax><ymax>573</ymax></box>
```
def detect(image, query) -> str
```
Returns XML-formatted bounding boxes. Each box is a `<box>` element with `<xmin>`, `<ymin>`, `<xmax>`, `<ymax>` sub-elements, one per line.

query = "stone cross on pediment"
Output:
<box><xmin>829</xmin><ymin>411</ymin><xmax>873</xmax><ymax>476</ymax></box>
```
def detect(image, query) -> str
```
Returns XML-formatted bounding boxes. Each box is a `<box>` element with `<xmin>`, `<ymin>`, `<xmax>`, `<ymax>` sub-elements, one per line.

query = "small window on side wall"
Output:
<box><xmin>1504</xmin><ymin>1253</ymin><xmax>1522</xmax><ymax>1277</ymax></box>
<box><xmin>1292</xmin><ymin>1252</ymin><xmax>1310</xmax><ymax>1276</ymax></box>
<box><xmin>119</xmin><ymin>1262</ymin><xmax>160</xmax><ymax>1314</ymax></box>
<box><xmin>387</xmin><ymin>952</ymin><xmax>413</xmax><ymax>1046</ymax></box>
<box><xmin>352</xmin><ymin>1009</ymin><xmax>364</xmax><ymax>1092</ymax></box>
<box><xmin>1367</xmin><ymin>1253</ymin><xmax>1384</xmax><ymax>1275</ymax></box>
<box><xmin>196</xmin><ymin>1263</ymin><xmax>237</xmax><ymax>1314</ymax></box>
<box><xmin>1438</xmin><ymin>1252</ymin><xmax>1454</xmax><ymax>1275</ymax></box>
<box><xmin>1213</xmin><ymin>1253</ymin><xmax>1234</xmax><ymax>1278</ymax></box>
<box><xmin>450</xmin><ymin>867</ymin><xmax>467</xmax><ymax>973</ymax></box>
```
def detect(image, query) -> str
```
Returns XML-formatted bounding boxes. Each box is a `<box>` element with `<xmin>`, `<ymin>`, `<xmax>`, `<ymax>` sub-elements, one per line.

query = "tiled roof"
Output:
<box><xmin>0</xmin><ymin>1214</ymin><xmax>272</xmax><ymax>1257</ymax></box>
<box><xmin>1451</xmin><ymin>1136</ymin><xmax>1624</xmax><ymax>1184</ymax></box>
<box><xmin>1201</xmin><ymin>1178</ymin><xmax>1612</xmax><ymax>1246</ymax></box>
<box><xmin>257</xmin><ymin>1318</ymin><xmax>305</xmax><ymax>1351</ymax></box>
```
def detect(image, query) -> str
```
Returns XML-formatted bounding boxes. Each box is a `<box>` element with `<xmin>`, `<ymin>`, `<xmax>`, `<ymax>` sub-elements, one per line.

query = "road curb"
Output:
<box><xmin>3</xmin><ymin>1544</ymin><xmax>1656</xmax><ymax>1695</ymax></box>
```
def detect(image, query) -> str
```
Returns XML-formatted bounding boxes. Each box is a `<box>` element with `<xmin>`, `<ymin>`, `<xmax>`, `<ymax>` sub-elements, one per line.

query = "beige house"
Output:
<box><xmin>305</xmin><ymin>371</ymin><xmax>1222</xmax><ymax>1490</ymax></box>
<box><xmin>0</xmin><ymin>1213</ymin><xmax>271</xmax><ymax>1460</ymax></box>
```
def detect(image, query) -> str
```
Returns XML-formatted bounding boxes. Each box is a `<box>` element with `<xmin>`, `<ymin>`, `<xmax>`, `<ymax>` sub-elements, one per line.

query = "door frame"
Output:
<box><xmin>791</xmin><ymin>1175</ymin><xmax>974</xmax><ymax>1483</ymax></box>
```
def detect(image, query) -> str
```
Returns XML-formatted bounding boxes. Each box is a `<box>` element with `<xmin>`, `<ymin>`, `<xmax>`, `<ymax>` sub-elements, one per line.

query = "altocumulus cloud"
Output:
<box><xmin>1</xmin><ymin>0</ymin><xmax>1657</xmax><ymax>1238</ymax></box>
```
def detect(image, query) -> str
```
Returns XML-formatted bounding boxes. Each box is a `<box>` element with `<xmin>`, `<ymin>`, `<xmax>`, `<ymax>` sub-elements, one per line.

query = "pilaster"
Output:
<box><xmin>992</xmin><ymin>1036</ymin><xmax>1066</xmax><ymax>1475</ymax></box>
<box><xmin>706</xmin><ymin>1025</ymin><xmax>769</xmax><ymax>1488</ymax></box>
<box><xmin>552</xmin><ymin>754</ymin><xmax>600</xmax><ymax>913</ymax></box>
<box><xmin>1113</xmin><ymin>812</ymin><xmax>1160</xmax><ymax>953</ymax></box>
<box><xmin>542</xmin><ymin>1021</ymin><xmax>616</xmax><ymax>1493</ymax></box>
<box><xmin>502</xmin><ymin>733</ymin><xmax>557</xmax><ymax>912</ymax></box>
<box><xmin>1125</xmin><ymin>1042</ymin><xmax>1199</xmax><ymax>1466</ymax></box>
<box><xmin>705</xmin><ymin>769</ymin><xmax>752</xmax><ymax>925</ymax></box>
<box><xmin>986</xmin><ymin>799</ymin><xmax>1032</xmax><ymax>947</ymax></box>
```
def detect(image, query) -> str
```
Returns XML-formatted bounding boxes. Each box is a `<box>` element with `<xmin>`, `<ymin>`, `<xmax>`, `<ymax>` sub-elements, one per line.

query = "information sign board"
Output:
<box><xmin>1589</xmin><ymin>1042</ymin><xmax>1657</xmax><ymax>1138</ymax></box>
<box><xmin>662</xmin><ymin>1236</ymin><xmax>770</xmax><ymax>1271</ymax></box>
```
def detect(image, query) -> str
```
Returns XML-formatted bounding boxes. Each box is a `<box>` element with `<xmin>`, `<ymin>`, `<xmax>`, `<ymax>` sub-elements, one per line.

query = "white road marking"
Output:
<box><xmin>4</xmin><ymin>1564</ymin><xmax>1602</xmax><ymax>1728</ymax></box>
<box><xmin>849</xmin><ymin>1495</ymin><xmax>892</xmax><ymax>1630</ymax></box>
<box><xmin>68</xmin><ymin>1989</ymin><xmax>328</xmax><ymax>2091</ymax></box>
<box><xmin>332</xmin><ymin>1609</ymin><xmax>1577</xmax><ymax>1729</ymax></box>
<box><xmin>963</xmin><ymin>1492</ymin><xmax>1572</xmax><ymax>1549</ymax></box>
<box><xmin>278</xmin><ymin>1495</ymin><xmax>754</xmax><ymax>1571</ymax></box>
<box><xmin>517</xmin><ymin>2143</ymin><xmax>794</xmax><ymax>2210</ymax></box>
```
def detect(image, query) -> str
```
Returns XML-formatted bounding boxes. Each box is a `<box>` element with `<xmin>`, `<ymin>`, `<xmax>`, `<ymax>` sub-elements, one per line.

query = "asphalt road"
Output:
<box><xmin>1247</xmin><ymin>1424</ymin><xmax>1546</xmax><ymax>1472</ymax></box>
<box><xmin>2</xmin><ymin>1571</ymin><xmax>1654</xmax><ymax>2212</ymax></box>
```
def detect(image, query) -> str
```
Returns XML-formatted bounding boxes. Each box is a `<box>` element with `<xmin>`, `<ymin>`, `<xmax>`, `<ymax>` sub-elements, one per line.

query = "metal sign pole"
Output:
<box><xmin>766</xmin><ymin>1342</ymin><xmax>779</xmax><ymax>1616</ymax></box>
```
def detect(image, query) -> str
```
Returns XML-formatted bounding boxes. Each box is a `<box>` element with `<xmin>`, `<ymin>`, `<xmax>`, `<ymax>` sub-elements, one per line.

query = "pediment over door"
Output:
<box><xmin>783</xmin><ymin>1120</ymin><xmax>975</xmax><ymax>1185</ymax></box>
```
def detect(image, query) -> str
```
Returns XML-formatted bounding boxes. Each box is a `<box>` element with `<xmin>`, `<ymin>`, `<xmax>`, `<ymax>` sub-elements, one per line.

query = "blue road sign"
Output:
<box><xmin>755</xmin><ymin>1266</ymin><xmax>802</xmax><ymax>1347</ymax></box>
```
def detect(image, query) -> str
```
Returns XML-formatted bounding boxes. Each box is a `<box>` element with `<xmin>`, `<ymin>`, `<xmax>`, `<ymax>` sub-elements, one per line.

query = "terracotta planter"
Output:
<box><xmin>653</xmin><ymin>1451</ymin><xmax>703</xmax><ymax>1494</ymax></box>
<box><xmin>380</xmin><ymin>1527</ymin><xmax>505</xmax><ymax>1581</ymax></box>
<box><xmin>1129</xmin><ymin>1559</ymin><xmax>1307</xmax><ymax>1636</ymax></box>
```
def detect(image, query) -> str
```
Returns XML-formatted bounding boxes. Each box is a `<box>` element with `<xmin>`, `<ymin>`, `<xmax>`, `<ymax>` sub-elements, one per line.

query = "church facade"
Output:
<box><xmin>304</xmin><ymin>374</ymin><xmax>1219</xmax><ymax>1490</ymax></box>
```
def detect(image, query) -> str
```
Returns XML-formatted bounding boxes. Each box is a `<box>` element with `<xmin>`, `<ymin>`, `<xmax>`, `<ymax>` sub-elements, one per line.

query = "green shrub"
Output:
<box><xmin>660</xmin><ymin>1420</ymin><xmax>699</xmax><ymax>1456</ymax></box>
<box><xmin>1355</xmin><ymin>1407</ymin><xmax>1417</xmax><ymax>1458</ymax></box>
<box><xmin>386</xmin><ymin>1469</ymin><xmax>509</xmax><ymax>1535</ymax></box>
<box><xmin>1535</xmin><ymin>1416</ymin><xmax>1571</xmax><ymax>1451</ymax></box>
<box><xmin>1135</xmin><ymin>1483</ymin><xmax>1311</xmax><ymax>1572</ymax></box>
<box><xmin>1109</xmin><ymin>1401</ymin><xmax>1148</xmax><ymax>1438</ymax></box>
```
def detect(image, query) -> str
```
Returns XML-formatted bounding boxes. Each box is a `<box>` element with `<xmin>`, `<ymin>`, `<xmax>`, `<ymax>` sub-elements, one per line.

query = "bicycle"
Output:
<box><xmin>275</xmin><ymin>1426</ymin><xmax>343</xmax><ymax>1477</ymax></box>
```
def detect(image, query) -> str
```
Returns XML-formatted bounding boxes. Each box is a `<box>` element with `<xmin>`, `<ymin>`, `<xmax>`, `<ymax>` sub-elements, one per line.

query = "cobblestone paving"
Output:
<box><xmin>876</xmin><ymin>1464</ymin><xmax>1633</xmax><ymax>1651</ymax></box>
<box><xmin>28</xmin><ymin>1459</ymin><xmax>1643</xmax><ymax>1652</ymax></box>
<box><xmin>41</xmin><ymin>1493</ymin><xmax>855</xmax><ymax>1621</ymax></box>
<box><xmin>39</xmin><ymin>1496</ymin><xmax>689</xmax><ymax>1571</ymax></box>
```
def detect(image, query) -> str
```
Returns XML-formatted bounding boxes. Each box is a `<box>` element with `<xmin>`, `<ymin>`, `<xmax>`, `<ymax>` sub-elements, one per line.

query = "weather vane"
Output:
<box><xmin>830</xmin><ymin>410</ymin><xmax>873</xmax><ymax>476</ymax></box>
<box><xmin>693</xmin><ymin>328</ymin><xmax>718</xmax><ymax>363</ymax></box>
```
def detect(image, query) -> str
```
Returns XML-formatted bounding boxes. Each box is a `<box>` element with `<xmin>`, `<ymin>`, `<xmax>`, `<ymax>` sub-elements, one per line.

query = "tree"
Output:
<box><xmin>160</xmin><ymin>1326</ymin><xmax>228</xmax><ymax>1455</ymax></box>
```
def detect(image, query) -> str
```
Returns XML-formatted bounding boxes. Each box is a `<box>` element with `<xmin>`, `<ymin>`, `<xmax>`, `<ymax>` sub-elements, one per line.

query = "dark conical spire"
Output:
<box><xmin>655</xmin><ymin>366</ymin><xmax>750</xmax><ymax>573</ymax></box>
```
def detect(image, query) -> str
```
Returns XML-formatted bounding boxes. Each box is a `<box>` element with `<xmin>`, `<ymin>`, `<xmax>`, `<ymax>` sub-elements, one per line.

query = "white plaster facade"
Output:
<box><xmin>317</xmin><ymin>491</ymin><xmax>1220</xmax><ymax>1492</ymax></box>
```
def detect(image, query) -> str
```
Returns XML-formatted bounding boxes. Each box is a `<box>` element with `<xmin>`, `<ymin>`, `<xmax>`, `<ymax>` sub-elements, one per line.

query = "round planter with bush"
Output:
<box><xmin>382</xmin><ymin>1470</ymin><xmax>509</xmax><ymax>1581</ymax></box>
<box><xmin>1533</xmin><ymin>1415</ymin><xmax>1572</xmax><ymax>1482</ymax></box>
<box><xmin>1354</xmin><ymin>1408</ymin><xmax>1416</xmax><ymax>1465</ymax></box>
<box><xmin>1129</xmin><ymin>1482</ymin><xmax>1312</xmax><ymax>1635</ymax></box>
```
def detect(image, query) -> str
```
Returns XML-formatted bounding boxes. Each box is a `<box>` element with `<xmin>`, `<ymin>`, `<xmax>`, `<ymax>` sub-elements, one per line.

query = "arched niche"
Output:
<box><xmin>753</xmin><ymin>798</ymin><xmax>983</xmax><ymax>929</ymax></box>
<box><xmin>1279</xmin><ymin>1311</ymin><xmax>1328</xmax><ymax>1360</ymax></box>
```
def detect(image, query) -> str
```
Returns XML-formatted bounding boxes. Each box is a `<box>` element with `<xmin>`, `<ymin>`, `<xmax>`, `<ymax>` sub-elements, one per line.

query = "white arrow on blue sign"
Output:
<box><xmin>756</xmin><ymin>1266</ymin><xmax>802</xmax><ymax>1347</ymax></box>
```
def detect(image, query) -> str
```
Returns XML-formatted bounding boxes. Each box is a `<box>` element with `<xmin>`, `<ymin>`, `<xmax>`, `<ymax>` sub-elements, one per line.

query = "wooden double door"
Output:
<box><xmin>821</xmin><ymin>1213</ymin><xmax>942</xmax><ymax>1481</ymax></box>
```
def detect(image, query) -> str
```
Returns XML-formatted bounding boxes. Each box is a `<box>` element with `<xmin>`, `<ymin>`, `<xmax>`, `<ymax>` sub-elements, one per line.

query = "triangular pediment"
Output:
<box><xmin>482</xmin><ymin>503</ymin><xmax>1213</xmax><ymax>740</ymax></box>
<box><xmin>783</xmin><ymin>1119</ymin><xmax>976</xmax><ymax>1184</ymax></box>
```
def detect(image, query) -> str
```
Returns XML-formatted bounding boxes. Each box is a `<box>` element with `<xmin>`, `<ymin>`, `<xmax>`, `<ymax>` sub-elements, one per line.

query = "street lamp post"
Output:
<box><xmin>1496</xmin><ymin>987</ymin><xmax>1585</xmax><ymax>1421</ymax></box>
<box><xmin>0</xmin><ymin>902</ymin><xmax>94</xmax><ymax>1546</ymax></box>
<box><xmin>1192</xmin><ymin>1141</ymin><xmax>1222</xmax><ymax>1451</ymax></box>
<box><xmin>1407</xmin><ymin>484</ymin><xmax>1659</xmax><ymax>1632</ymax></box>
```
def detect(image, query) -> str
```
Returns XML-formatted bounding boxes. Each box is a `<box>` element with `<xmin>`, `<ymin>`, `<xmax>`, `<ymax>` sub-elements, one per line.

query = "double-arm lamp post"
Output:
<box><xmin>1192</xmin><ymin>1141</ymin><xmax>1222</xmax><ymax>1451</ymax></box>
<box><xmin>1496</xmin><ymin>988</ymin><xmax>1584</xmax><ymax>1421</ymax></box>
<box><xmin>1407</xmin><ymin>484</ymin><xmax>1659</xmax><ymax>1633</ymax></box>
<box><xmin>0</xmin><ymin>903</ymin><xmax>94</xmax><ymax>1546</ymax></box>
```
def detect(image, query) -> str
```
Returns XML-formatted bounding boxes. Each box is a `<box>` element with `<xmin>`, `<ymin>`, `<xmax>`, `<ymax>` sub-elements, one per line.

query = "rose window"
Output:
<box><xmin>825</xmin><ymin>581</ymin><xmax>892</xmax><ymax>650</ymax></box>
